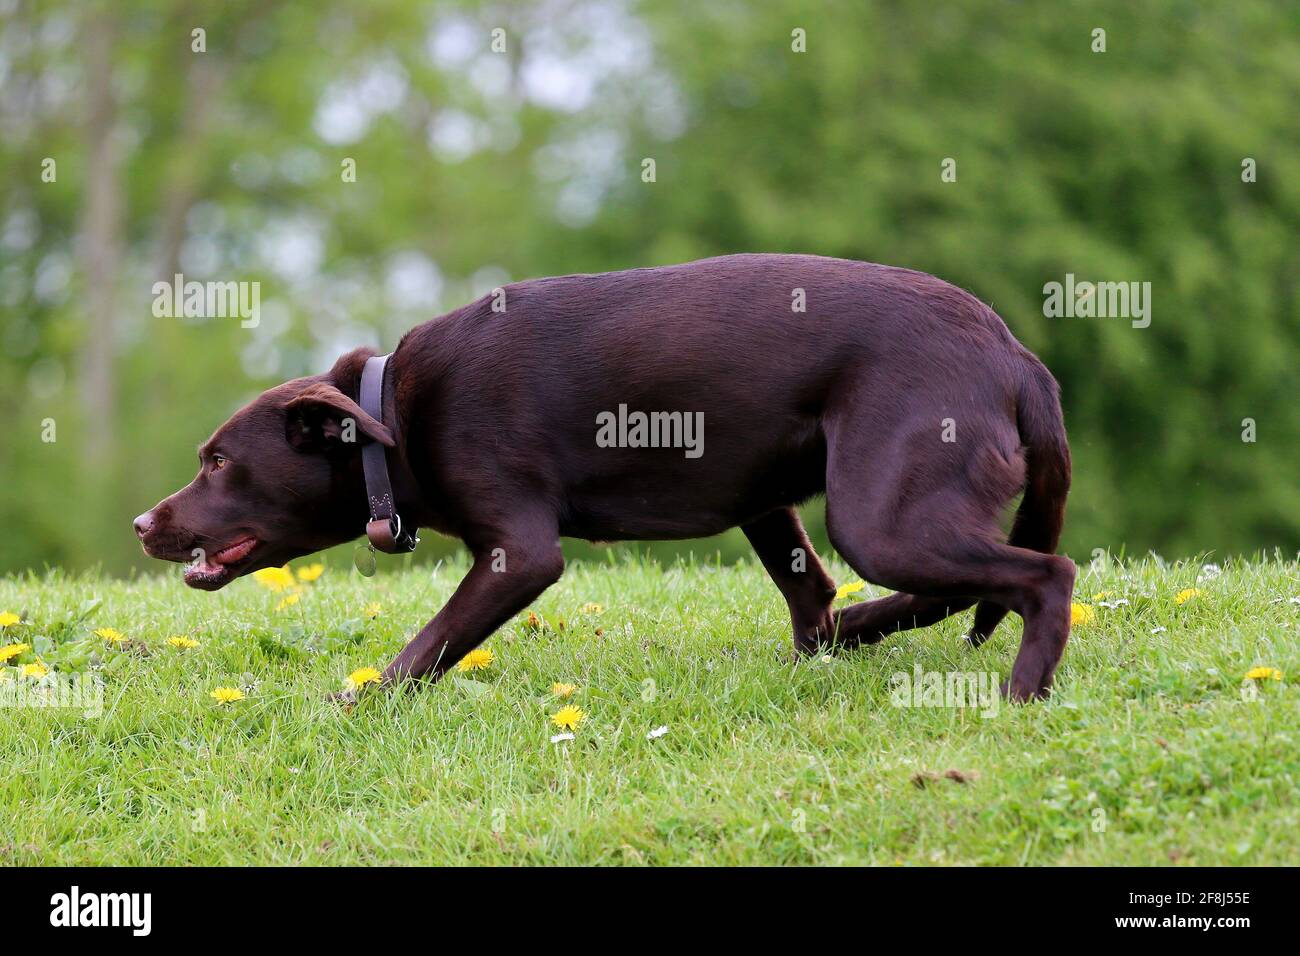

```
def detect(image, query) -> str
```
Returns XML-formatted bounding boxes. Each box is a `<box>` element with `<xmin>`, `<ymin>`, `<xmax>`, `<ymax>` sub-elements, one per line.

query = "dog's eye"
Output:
<box><xmin>212</xmin><ymin>455</ymin><xmax>228</xmax><ymax>471</ymax></box>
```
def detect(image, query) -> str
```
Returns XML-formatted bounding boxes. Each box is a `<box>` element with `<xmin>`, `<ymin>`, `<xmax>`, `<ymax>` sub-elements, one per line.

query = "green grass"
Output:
<box><xmin>1</xmin><ymin>554</ymin><xmax>1297</xmax><ymax>865</ymax></box>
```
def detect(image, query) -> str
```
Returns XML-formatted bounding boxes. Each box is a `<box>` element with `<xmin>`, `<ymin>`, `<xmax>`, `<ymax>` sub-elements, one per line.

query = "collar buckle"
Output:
<box><xmin>366</xmin><ymin>515</ymin><xmax>418</xmax><ymax>553</ymax></box>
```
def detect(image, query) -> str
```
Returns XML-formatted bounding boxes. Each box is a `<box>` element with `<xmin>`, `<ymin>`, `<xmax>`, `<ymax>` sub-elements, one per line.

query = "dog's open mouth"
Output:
<box><xmin>184</xmin><ymin>535</ymin><xmax>258</xmax><ymax>590</ymax></box>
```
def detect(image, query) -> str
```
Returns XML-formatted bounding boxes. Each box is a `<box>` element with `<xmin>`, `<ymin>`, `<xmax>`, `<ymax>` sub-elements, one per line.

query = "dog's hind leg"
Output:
<box><xmin>833</xmin><ymin>592</ymin><xmax>977</xmax><ymax>648</ymax></box>
<box><xmin>745</xmin><ymin>507</ymin><xmax>969</xmax><ymax>653</ymax></box>
<box><xmin>822</xmin><ymin>417</ymin><xmax>1074</xmax><ymax>701</ymax></box>
<box><xmin>743</xmin><ymin>507</ymin><xmax>837</xmax><ymax>654</ymax></box>
<box><xmin>966</xmin><ymin>600</ymin><xmax>1009</xmax><ymax>648</ymax></box>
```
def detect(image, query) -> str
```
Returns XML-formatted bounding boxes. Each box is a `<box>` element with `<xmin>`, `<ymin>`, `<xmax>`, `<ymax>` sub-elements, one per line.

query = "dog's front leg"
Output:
<box><xmin>381</xmin><ymin>523</ymin><xmax>564</xmax><ymax>685</ymax></box>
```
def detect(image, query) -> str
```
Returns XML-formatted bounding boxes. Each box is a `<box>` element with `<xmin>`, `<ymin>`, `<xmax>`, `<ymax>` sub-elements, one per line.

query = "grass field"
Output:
<box><xmin>1</xmin><ymin>554</ymin><xmax>1296</xmax><ymax>866</ymax></box>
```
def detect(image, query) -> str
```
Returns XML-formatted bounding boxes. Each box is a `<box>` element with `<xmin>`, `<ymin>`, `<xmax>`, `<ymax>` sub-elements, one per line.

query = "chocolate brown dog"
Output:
<box><xmin>135</xmin><ymin>254</ymin><xmax>1073</xmax><ymax>701</ymax></box>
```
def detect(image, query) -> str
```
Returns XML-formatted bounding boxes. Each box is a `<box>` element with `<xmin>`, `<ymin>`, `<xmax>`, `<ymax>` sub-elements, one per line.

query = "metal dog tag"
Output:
<box><xmin>353</xmin><ymin>543</ymin><xmax>377</xmax><ymax>577</ymax></box>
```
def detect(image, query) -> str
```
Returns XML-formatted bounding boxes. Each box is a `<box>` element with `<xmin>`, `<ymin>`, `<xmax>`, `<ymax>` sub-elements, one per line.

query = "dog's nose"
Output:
<box><xmin>133</xmin><ymin>512</ymin><xmax>154</xmax><ymax>539</ymax></box>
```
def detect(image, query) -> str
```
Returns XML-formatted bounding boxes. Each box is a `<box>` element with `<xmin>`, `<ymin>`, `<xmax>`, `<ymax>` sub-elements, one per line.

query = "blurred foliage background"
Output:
<box><xmin>1</xmin><ymin>0</ymin><xmax>1297</xmax><ymax>577</ymax></box>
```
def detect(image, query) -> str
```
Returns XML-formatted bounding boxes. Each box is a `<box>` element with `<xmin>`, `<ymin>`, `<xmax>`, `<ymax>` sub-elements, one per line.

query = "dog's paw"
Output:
<box><xmin>1000</xmin><ymin>678</ymin><xmax>1050</xmax><ymax>703</ymax></box>
<box><xmin>327</xmin><ymin>688</ymin><xmax>358</xmax><ymax>709</ymax></box>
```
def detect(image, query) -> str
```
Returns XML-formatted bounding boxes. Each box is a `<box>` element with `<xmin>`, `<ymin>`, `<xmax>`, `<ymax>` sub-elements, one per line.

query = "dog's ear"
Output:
<box><xmin>285</xmin><ymin>383</ymin><xmax>395</xmax><ymax>452</ymax></box>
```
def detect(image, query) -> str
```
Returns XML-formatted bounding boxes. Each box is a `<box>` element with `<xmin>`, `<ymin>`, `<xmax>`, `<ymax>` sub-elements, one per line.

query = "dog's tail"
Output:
<box><xmin>968</xmin><ymin>355</ymin><xmax>1072</xmax><ymax>646</ymax></box>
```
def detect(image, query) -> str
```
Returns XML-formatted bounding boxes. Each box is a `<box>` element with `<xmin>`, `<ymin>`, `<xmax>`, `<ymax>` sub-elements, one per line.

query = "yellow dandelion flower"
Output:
<box><xmin>0</xmin><ymin>612</ymin><xmax>21</xmax><ymax>628</ymax></box>
<box><xmin>581</xmin><ymin>603</ymin><xmax>604</xmax><ymax>614</ymax></box>
<box><xmin>166</xmin><ymin>636</ymin><xmax>200</xmax><ymax>649</ymax></box>
<box><xmin>0</xmin><ymin>642</ymin><xmax>31</xmax><ymax>663</ymax></box>
<box><xmin>347</xmin><ymin>666</ymin><xmax>383</xmax><ymax>690</ymax></box>
<box><xmin>94</xmin><ymin>627</ymin><xmax>126</xmax><ymax>644</ymax></box>
<box><xmin>209</xmin><ymin>686</ymin><xmax>245</xmax><ymax>705</ymax></box>
<box><xmin>276</xmin><ymin>593</ymin><xmax>301</xmax><ymax>611</ymax></box>
<box><xmin>835</xmin><ymin>581</ymin><xmax>866</xmax><ymax>600</ymax></box>
<box><xmin>456</xmin><ymin>647</ymin><xmax>494</xmax><ymax>672</ymax></box>
<box><xmin>1070</xmin><ymin>603</ymin><xmax>1095</xmax><ymax>626</ymax></box>
<box><xmin>296</xmin><ymin>563</ymin><xmax>325</xmax><ymax>583</ymax></box>
<box><xmin>1092</xmin><ymin>591</ymin><xmax>1112</xmax><ymax>601</ymax></box>
<box><xmin>1174</xmin><ymin>588</ymin><xmax>1202</xmax><ymax>605</ymax></box>
<box><xmin>551</xmin><ymin>681</ymin><xmax>577</xmax><ymax>698</ymax></box>
<box><xmin>363</xmin><ymin>602</ymin><xmax>382</xmax><ymax>618</ymax></box>
<box><xmin>551</xmin><ymin>705</ymin><xmax>585</xmax><ymax>730</ymax></box>
<box><xmin>22</xmin><ymin>662</ymin><xmax>48</xmax><ymax>679</ymax></box>
<box><xmin>252</xmin><ymin>566</ymin><xmax>297</xmax><ymax>592</ymax></box>
<box><xmin>1244</xmin><ymin>666</ymin><xmax>1283</xmax><ymax>682</ymax></box>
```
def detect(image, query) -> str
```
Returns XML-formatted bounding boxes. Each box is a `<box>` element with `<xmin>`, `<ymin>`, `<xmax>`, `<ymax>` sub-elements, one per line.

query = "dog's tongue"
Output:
<box><xmin>185</xmin><ymin>537</ymin><xmax>256</xmax><ymax>584</ymax></box>
<box><xmin>212</xmin><ymin>537</ymin><xmax>256</xmax><ymax>564</ymax></box>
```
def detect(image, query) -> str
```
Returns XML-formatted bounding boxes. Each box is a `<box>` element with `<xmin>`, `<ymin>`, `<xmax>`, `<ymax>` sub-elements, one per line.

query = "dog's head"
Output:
<box><xmin>134</xmin><ymin>349</ymin><xmax>393</xmax><ymax>590</ymax></box>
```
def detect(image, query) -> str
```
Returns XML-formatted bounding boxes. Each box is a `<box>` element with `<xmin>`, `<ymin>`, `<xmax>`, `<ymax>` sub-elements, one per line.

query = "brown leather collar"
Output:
<box><xmin>359</xmin><ymin>354</ymin><xmax>419</xmax><ymax>553</ymax></box>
